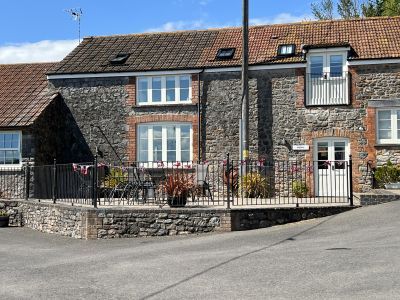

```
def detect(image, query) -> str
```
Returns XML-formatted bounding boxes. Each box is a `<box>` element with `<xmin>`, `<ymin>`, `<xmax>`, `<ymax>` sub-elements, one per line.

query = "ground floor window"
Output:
<box><xmin>137</xmin><ymin>123</ymin><xmax>192</xmax><ymax>162</ymax></box>
<box><xmin>377</xmin><ymin>109</ymin><xmax>400</xmax><ymax>144</ymax></box>
<box><xmin>0</xmin><ymin>131</ymin><xmax>21</xmax><ymax>166</ymax></box>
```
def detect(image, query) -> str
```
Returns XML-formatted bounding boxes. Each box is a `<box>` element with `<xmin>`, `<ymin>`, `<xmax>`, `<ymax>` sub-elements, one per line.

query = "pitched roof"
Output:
<box><xmin>0</xmin><ymin>63</ymin><xmax>56</xmax><ymax>127</ymax></box>
<box><xmin>49</xmin><ymin>16</ymin><xmax>400</xmax><ymax>75</ymax></box>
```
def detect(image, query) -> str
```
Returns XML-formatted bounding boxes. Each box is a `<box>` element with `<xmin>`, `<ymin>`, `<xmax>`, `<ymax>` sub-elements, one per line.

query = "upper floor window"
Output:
<box><xmin>377</xmin><ymin>109</ymin><xmax>400</xmax><ymax>144</ymax></box>
<box><xmin>137</xmin><ymin>75</ymin><xmax>191</xmax><ymax>105</ymax></box>
<box><xmin>0</xmin><ymin>132</ymin><xmax>21</xmax><ymax>166</ymax></box>
<box><xmin>306</xmin><ymin>50</ymin><xmax>349</xmax><ymax>106</ymax></box>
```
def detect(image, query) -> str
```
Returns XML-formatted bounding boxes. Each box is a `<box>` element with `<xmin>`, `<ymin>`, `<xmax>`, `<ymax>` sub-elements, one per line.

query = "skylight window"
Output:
<box><xmin>277</xmin><ymin>44</ymin><xmax>296</xmax><ymax>57</ymax></box>
<box><xmin>109</xmin><ymin>53</ymin><xmax>130</xmax><ymax>65</ymax></box>
<box><xmin>216</xmin><ymin>48</ymin><xmax>236</xmax><ymax>60</ymax></box>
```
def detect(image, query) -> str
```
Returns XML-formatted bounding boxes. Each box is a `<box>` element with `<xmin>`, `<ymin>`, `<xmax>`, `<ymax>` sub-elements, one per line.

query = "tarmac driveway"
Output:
<box><xmin>0</xmin><ymin>201</ymin><xmax>399</xmax><ymax>299</ymax></box>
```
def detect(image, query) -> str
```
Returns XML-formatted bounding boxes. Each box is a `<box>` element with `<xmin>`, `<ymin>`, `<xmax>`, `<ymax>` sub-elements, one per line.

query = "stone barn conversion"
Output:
<box><xmin>2</xmin><ymin>16</ymin><xmax>400</xmax><ymax>239</ymax></box>
<box><xmin>45</xmin><ymin>16</ymin><xmax>400</xmax><ymax>194</ymax></box>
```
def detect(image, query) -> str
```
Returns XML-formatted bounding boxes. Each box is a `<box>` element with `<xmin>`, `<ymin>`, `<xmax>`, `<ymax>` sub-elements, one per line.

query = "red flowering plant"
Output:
<box><xmin>161</xmin><ymin>172</ymin><xmax>195</xmax><ymax>198</ymax></box>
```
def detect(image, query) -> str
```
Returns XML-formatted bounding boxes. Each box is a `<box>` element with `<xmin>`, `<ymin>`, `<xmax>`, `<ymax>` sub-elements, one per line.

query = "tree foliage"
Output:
<box><xmin>383</xmin><ymin>0</ymin><xmax>400</xmax><ymax>16</ymax></box>
<box><xmin>311</xmin><ymin>0</ymin><xmax>334</xmax><ymax>20</ymax></box>
<box><xmin>361</xmin><ymin>0</ymin><xmax>385</xmax><ymax>17</ymax></box>
<box><xmin>311</xmin><ymin>0</ymin><xmax>400</xmax><ymax>19</ymax></box>
<box><xmin>338</xmin><ymin>0</ymin><xmax>361</xmax><ymax>18</ymax></box>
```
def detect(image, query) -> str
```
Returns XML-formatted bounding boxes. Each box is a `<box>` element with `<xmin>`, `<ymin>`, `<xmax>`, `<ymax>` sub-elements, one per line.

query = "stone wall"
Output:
<box><xmin>0</xmin><ymin>199</ymin><xmax>356</xmax><ymax>239</ymax></box>
<box><xmin>49</xmin><ymin>77</ymin><xmax>199</xmax><ymax>163</ymax></box>
<box><xmin>47</xmin><ymin>64</ymin><xmax>400</xmax><ymax>193</ymax></box>
<box><xmin>201</xmin><ymin>70</ymin><xmax>292</xmax><ymax>160</ymax></box>
<box><xmin>0</xmin><ymin>199</ymin><xmax>230</xmax><ymax>238</ymax></box>
<box><xmin>31</xmin><ymin>95</ymin><xmax>92</xmax><ymax>164</ymax></box>
<box><xmin>95</xmin><ymin>209</ymin><xmax>227</xmax><ymax>238</ymax></box>
<box><xmin>356</xmin><ymin>64</ymin><xmax>400</xmax><ymax>187</ymax></box>
<box><xmin>22</xmin><ymin>202</ymin><xmax>83</xmax><ymax>238</ymax></box>
<box><xmin>0</xmin><ymin>200</ymin><xmax>21</xmax><ymax>226</ymax></box>
<box><xmin>357</xmin><ymin>189</ymin><xmax>400</xmax><ymax>206</ymax></box>
<box><xmin>231</xmin><ymin>206</ymin><xmax>356</xmax><ymax>231</ymax></box>
<box><xmin>49</xmin><ymin>77</ymin><xmax>130</xmax><ymax>162</ymax></box>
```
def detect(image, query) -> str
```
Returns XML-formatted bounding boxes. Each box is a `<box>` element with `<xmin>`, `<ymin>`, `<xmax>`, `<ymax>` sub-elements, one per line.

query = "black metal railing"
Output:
<box><xmin>306</xmin><ymin>72</ymin><xmax>350</xmax><ymax>106</ymax></box>
<box><xmin>0</xmin><ymin>157</ymin><xmax>354</xmax><ymax>208</ymax></box>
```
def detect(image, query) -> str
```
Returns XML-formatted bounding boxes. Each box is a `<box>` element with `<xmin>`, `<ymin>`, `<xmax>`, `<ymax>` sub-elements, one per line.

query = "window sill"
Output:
<box><xmin>134</xmin><ymin>103</ymin><xmax>197</xmax><ymax>108</ymax></box>
<box><xmin>375</xmin><ymin>144</ymin><xmax>400</xmax><ymax>147</ymax></box>
<box><xmin>304</xmin><ymin>103</ymin><xmax>351</xmax><ymax>108</ymax></box>
<box><xmin>0</xmin><ymin>165</ymin><xmax>23</xmax><ymax>171</ymax></box>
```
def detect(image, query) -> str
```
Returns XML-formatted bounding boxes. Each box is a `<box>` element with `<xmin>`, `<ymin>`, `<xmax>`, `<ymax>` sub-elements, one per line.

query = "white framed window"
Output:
<box><xmin>136</xmin><ymin>75</ymin><xmax>192</xmax><ymax>105</ymax></box>
<box><xmin>306</xmin><ymin>49</ymin><xmax>349</xmax><ymax>106</ymax></box>
<box><xmin>137</xmin><ymin>123</ymin><xmax>193</xmax><ymax>162</ymax></box>
<box><xmin>377</xmin><ymin>109</ymin><xmax>400</xmax><ymax>144</ymax></box>
<box><xmin>0</xmin><ymin>131</ymin><xmax>22</xmax><ymax>166</ymax></box>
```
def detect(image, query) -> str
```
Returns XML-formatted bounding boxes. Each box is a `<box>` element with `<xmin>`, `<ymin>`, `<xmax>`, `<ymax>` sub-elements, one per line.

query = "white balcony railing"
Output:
<box><xmin>306</xmin><ymin>72</ymin><xmax>350</xmax><ymax>106</ymax></box>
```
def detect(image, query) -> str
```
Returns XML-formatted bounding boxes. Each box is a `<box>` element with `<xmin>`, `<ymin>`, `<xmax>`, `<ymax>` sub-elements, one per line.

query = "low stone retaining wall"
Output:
<box><xmin>0</xmin><ymin>200</ymin><xmax>21</xmax><ymax>226</ymax></box>
<box><xmin>0</xmin><ymin>199</ymin><xmax>356</xmax><ymax>239</ymax></box>
<box><xmin>357</xmin><ymin>189</ymin><xmax>400</xmax><ymax>206</ymax></box>
<box><xmin>231</xmin><ymin>207</ymin><xmax>355</xmax><ymax>231</ymax></box>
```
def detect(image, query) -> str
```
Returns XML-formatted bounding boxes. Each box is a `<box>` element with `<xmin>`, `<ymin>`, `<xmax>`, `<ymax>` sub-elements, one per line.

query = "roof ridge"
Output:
<box><xmin>83</xmin><ymin>16</ymin><xmax>400</xmax><ymax>40</ymax></box>
<box><xmin>0</xmin><ymin>62</ymin><xmax>56</xmax><ymax>67</ymax></box>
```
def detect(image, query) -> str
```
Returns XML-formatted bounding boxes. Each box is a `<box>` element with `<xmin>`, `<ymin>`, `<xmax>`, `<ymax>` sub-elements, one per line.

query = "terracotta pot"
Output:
<box><xmin>167</xmin><ymin>195</ymin><xmax>187</xmax><ymax>208</ymax></box>
<box><xmin>0</xmin><ymin>216</ymin><xmax>9</xmax><ymax>227</ymax></box>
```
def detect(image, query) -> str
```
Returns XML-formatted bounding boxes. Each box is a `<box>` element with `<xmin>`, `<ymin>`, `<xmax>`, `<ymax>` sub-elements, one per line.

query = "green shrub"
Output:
<box><xmin>0</xmin><ymin>210</ymin><xmax>8</xmax><ymax>217</ymax></box>
<box><xmin>240</xmin><ymin>172</ymin><xmax>271</xmax><ymax>198</ymax></box>
<box><xmin>292</xmin><ymin>180</ymin><xmax>308</xmax><ymax>198</ymax></box>
<box><xmin>103</xmin><ymin>168</ymin><xmax>128</xmax><ymax>188</ymax></box>
<box><xmin>374</xmin><ymin>160</ymin><xmax>400</xmax><ymax>188</ymax></box>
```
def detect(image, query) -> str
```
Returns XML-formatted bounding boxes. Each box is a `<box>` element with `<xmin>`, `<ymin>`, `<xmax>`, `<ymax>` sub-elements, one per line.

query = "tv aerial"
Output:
<box><xmin>65</xmin><ymin>8</ymin><xmax>83</xmax><ymax>43</ymax></box>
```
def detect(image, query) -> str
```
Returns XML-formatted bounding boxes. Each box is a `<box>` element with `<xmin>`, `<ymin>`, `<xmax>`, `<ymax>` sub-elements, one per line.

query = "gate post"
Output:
<box><xmin>226</xmin><ymin>153</ymin><xmax>231</xmax><ymax>209</ymax></box>
<box><xmin>348</xmin><ymin>155</ymin><xmax>354</xmax><ymax>206</ymax></box>
<box><xmin>92</xmin><ymin>151</ymin><xmax>98</xmax><ymax>208</ymax></box>
<box><xmin>24</xmin><ymin>161</ymin><xmax>30</xmax><ymax>201</ymax></box>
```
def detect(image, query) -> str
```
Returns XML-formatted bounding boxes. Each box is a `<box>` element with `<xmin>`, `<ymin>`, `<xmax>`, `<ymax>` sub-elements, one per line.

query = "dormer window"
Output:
<box><xmin>216</xmin><ymin>48</ymin><xmax>235</xmax><ymax>60</ymax></box>
<box><xmin>277</xmin><ymin>44</ymin><xmax>296</xmax><ymax>56</ymax></box>
<box><xmin>109</xmin><ymin>53</ymin><xmax>130</xmax><ymax>65</ymax></box>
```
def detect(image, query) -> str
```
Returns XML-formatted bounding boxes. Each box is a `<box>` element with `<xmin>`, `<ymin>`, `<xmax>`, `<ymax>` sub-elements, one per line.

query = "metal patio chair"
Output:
<box><xmin>192</xmin><ymin>163</ymin><xmax>213</xmax><ymax>202</ymax></box>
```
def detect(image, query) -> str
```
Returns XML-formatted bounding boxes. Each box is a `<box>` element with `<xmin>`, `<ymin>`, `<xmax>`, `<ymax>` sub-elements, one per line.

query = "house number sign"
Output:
<box><xmin>293</xmin><ymin>145</ymin><xmax>310</xmax><ymax>151</ymax></box>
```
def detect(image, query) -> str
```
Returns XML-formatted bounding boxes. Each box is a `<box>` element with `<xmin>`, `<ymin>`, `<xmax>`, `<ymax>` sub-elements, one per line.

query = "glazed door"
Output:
<box><xmin>314</xmin><ymin>139</ymin><xmax>349</xmax><ymax>197</ymax></box>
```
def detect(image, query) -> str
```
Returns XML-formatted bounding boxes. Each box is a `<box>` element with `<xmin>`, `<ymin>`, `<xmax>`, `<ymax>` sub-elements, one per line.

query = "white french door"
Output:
<box><xmin>307</xmin><ymin>52</ymin><xmax>348</xmax><ymax>105</ymax></box>
<box><xmin>314</xmin><ymin>138</ymin><xmax>349</xmax><ymax>197</ymax></box>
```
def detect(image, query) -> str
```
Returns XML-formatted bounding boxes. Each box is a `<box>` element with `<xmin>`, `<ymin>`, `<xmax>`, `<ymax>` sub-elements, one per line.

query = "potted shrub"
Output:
<box><xmin>292</xmin><ymin>180</ymin><xmax>309</xmax><ymax>198</ymax></box>
<box><xmin>0</xmin><ymin>210</ymin><xmax>9</xmax><ymax>227</ymax></box>
<box><xmin>240</xmin><ymin>172</ymin><xmax>271</xmax><ymax>198</ymax></box>
<box><xmin>162</xmin><ymin>173</ymin><xmax>194</xmax><ymax>207</ymax></box>
<box><xmin>374</xmin><ymin>161</ymin><xmax>400</xmax><ymax>189</ymax></box>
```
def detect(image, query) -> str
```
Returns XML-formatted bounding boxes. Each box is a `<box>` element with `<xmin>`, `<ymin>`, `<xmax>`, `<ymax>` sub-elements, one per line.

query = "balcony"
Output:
<box><xmin>306</xmin><ymin>72</ymin><xmax>350</xmax><ymax>106</ymax></box>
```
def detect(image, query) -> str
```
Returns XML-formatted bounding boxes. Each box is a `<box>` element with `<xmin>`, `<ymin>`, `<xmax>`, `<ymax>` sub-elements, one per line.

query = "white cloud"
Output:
<box><xmin>146</xmin><ymin>20</ymin><xmax>208</xmax><ymax>32</ymax></box>
<box><xmin>146</xmin><ymin>13</ymin><xmax>312</xmax><ymax>33</ymax></box>
<box><xmin>0</xmin><ymin>39</ymin><xmax>78</xmax><ymax>64</ymax></box>
<box><xmin>250</xmin><ymin>13</ymin><xmax>312</xmax><ymax>25</ymax></box>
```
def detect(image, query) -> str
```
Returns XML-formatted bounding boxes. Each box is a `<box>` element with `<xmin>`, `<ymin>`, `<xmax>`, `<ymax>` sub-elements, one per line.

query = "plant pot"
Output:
<box><xmin>167</xmin><ymin>195</ymin><xmax>187</xmax><ymax>208</ymax></box>
<box><xmin>0</xmin><ymin>216</ymin><xmax>9</xmax><ymax>227</ymax></box>
<box><xmin>384</xmin><ymin>183</ymin><xmax>400</xmax><ymax>189</ymax></box>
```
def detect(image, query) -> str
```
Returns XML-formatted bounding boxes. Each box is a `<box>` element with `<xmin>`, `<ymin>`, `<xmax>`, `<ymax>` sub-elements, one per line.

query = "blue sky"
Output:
<box><xmin>0</xmin><ymin>0</ymin><xmax>313</xmax><ymax>63</ymax></box>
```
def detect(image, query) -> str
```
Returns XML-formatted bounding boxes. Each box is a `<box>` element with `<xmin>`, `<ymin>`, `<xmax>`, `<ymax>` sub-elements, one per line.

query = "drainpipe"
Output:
<box><xmin>197</xmin><ymin>69</ymin><xmax>204</xmax><ymax>162</ymax></box>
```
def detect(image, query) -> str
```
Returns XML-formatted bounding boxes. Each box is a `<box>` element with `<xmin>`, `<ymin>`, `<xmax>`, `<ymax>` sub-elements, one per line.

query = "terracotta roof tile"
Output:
<box><xmin>0</xmin><ymin>63</ymin><xmax>56</xmax><ymax>127</ymax></box>
<box><xmin>49</xmin><ymin>17</ymin><xmax>400</xmax><ymax>75</ymax></box>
